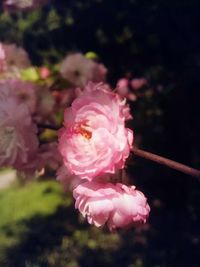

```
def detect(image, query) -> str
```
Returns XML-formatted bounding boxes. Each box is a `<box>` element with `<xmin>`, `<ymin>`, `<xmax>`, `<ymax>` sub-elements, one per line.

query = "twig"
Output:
<box><xmin>37</xmin><ymin>123</ymin><xmax>200</xmax><ymax>180</ymax></box>
<box><xmin>132</xmin><ymin>146</ymin><xmax>200</xmax><ymax>180</ymax></box>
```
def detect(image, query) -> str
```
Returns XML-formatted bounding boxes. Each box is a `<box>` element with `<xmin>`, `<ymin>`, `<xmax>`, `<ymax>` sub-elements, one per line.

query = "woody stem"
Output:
<box><xmin>132</xmin><ymin>146</ymin><xmax>200</xmax><ymax>180</ymax></box>
<box><xmin>37</xmin><ymin>123</ymin><xmax>200</xmax><ymax>180</ymax></box>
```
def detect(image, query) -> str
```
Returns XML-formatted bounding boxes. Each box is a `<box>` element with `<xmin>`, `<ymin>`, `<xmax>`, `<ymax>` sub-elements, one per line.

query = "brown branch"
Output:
<box><xmin>36</xmin><ymin>123</ymin><xmax>200</xmax><ymax>180</ymax></box>
<box><xmin>132</xmin><ymin>146</ymin><xmax>200</xmax><ymax>180</ymax></box>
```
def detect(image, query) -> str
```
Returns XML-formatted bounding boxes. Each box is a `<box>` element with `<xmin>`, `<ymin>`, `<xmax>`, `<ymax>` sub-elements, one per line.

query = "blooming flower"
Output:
<box><xmin>0</xmin><ymin>88</ymin><xmax>38</xmax><ymax>169</ymax></box>
<box><xmin>58</xmin><ymin>83</ymin><xmax>133</xmax><ymax>180</ymax></box>
<box><xmin>73</xmin><ymin>181</ymin><xmax>150</xmax><ymax>231</ymax></box>
<box><xmin>60</xmin><ymin>53</ymin><xmax>107</xmax><ymax>87</ymax></box>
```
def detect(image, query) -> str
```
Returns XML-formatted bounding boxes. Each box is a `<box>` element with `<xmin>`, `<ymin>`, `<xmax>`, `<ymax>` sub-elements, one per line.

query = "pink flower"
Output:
<box><xmin>2</xmin><ymin>43</ymin><xmax>31</xmax><ymax>70</ymax></box>
<box><xmin>131</xmin><ymin>78</ymin><xmax>147</xmax><ymax>90</ymax></box>
<box><xmin>3</xmin><ymin>0</ymin><xmax>49</xmax><ymax>11</ymax></box>
<box><xmin>39</xmin><ymin>67</ymin><xmax>51</xmax><ymax>79</ymax></box>
<box><xmin>73</xmin><ymin>181</ymin><xmax>150</xmax><ymax>231</ymax></box>
<box><xmin>58</xmin><ymin>83</ymin><xmax>133</xmax><ymax>180</ymax></box>
<box><xmin>116</xmin><ymin>78</ymin><xmax>137</xmax><ymax>103</ymax></box>
<box><xmin>116</xmin><ymin>78</ymin><xmax>129</xmax><ymax>97</ymax></box>
<box><xmin>60</xmin><ymin>53</ymin><xmax>107</xmax><ymax>87</ymax></box>
<box><xmin>0</xmin><ymin>91</ymin><xmax>38</xmax><ymax>169</ymax></box>
<box><xmin>2</xmin><ymin>79</ymin><xmax>37</xmax><ymax>114</ymax></box>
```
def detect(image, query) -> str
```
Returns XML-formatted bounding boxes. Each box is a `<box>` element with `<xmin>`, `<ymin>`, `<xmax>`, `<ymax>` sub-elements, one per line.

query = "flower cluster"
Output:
<box><xmin>58</xmin><ymin>82</ymin><xmax>150</xmax><ymax>231</ymax></box>
<box><xmin>116</xmin><ymin>77</ymin><xmax>148</xmax><ymax>102</ymax></box>
<box><xmin>0</xmin><ymin>38</ymin><xmax>150</xmax><ymax>231</ymax></box>
<box><xmin>0</xmin><ymin>42</ymin><xmax>31</xmax><ymax>78</ymax></box>
<box><xmin>0</xmin><ymin>80</ymin><xmax>38</xmax><ymax>170</ymax></box>
<box><xmin>0</xmin><ymin>76</ymin><xmax>57</xmax><ymax>176</ymax></box>
<box><xmin>74</xmin><ymin>182</ymin><xmax>150</xmax><ymax>231</ymax></box>
<box><xmin>58</xmin><ymin>83</ymin><xmax>133</xmax><ymax>180</ymax></box>
<box><xmin>61</xmin><ymin>53</ymin><xmax>107</xmax><ymax>87</ymax></box>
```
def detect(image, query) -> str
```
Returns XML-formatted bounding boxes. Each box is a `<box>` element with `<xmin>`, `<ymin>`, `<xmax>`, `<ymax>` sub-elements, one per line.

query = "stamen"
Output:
<box><xmin>74</xmin><ymin>121</ymin><xmax>92</xmax><ymax>139</ymax></box>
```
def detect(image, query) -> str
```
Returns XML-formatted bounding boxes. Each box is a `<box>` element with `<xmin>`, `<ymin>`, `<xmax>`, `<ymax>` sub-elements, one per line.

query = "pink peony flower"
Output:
<box><xmin>58</xmin><ymin>82</ymin><xmax>133</xmax><ymax>180</ymax></box>
<box><xmin>73</xmin><ymin>181</ymin><xmax>150</xmax><ymax>231</ymax></box>
<box><xmin>60</xmin><ymin>53</ymin><xmax>107</xmax><ymax>87</ymax></box>
<box><xmin>0</xmin><ymin>90</ymin><xmax>38</xmax><ymax>169</ymax></box>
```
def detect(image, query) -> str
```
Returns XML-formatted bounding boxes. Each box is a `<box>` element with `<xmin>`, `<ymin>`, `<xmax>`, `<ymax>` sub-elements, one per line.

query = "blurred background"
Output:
<box><xmin>0</xmin><ymin>1</ymin><xmax>199</xmax><ymax>266</ymax></box>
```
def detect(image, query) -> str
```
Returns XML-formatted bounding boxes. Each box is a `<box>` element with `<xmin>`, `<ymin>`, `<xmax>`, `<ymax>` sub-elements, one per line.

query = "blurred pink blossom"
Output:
<box><xmin>2</xmin><ymin>43</ymin><xmax>31</xmax><ymax>70</ymax></box>
<box><xmin>73</xmin><ymin>181</ymin><xmax>150</xmax><ymax>231</ymax></box>
<box><xmin>58</xmin><ymin>82</ymin><xmax>133</xmax><ymax>180</ymax></box>
<box><xmin>120</xmin><ymin>100</ymin><xmax>133</xmax><ymax>120</ymax></box>
<box><xmin>39</xmin><ymin>67</ymin><xmax>51</xmax><ymax>79</ymax></box>
<box><xmin>116</xmin><ymin>77</ymin><xmax>137</xmax><ymax>102</ymax></box>
<box><xmin>131</xmin><ymin>78</ymin><xmax>147</xmax><ymax>90</ymax></box>
<box><xmin>116</xmin><ymin>78</ymin><xmax>129</xmax><ymax>97</ymax></box>
<box><xmin>60</xmin><ymin>53</ymin><xmax>107</xmax><ymax>87</ymax></box>
<box><xmin>3</xmin><ymin>0</ymin><xmax>49</xmax><ymax>11</ymax></box>
<box><xmin>0</xmin><ymin>86</ymin><xmax>38</xmax><ymax>169</ymax></box>
<box><xmin>3</xmin><ymin>79</ymin><xmax>37</xmax><ymax>113</ymax></box>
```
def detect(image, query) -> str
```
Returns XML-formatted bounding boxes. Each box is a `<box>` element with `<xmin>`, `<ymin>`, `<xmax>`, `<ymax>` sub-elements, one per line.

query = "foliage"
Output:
<box><xmin>0</xmin><ymin>180</ymin><xmax>67</xmax><ymax>262</ymax></box>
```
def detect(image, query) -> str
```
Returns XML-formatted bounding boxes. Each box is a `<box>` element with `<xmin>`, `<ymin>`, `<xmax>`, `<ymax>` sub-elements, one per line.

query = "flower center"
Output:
<box><xmin>74</xmin><ymin>121</ymin><xmax>92</xmax><ymax>140</ymax></box>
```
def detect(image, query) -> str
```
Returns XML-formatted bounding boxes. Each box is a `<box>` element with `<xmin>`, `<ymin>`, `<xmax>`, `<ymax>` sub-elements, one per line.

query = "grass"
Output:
<box><xmin>0</xmin><ymin>176</ymin><xmax>197</xmax><ymax>267</ymax></box>
<box><xmin>0</xmin><ymin>179</ymin><xmax>71</xmax><ymax>265</ymax></box>
<box><xmin>0</xmin><ymin>179</ymin><xmax>121</xmax><ymax>267</ymax></box>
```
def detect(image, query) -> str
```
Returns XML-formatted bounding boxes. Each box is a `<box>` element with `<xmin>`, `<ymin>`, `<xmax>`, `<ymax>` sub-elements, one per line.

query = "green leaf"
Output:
<box><xmin>21</xmin><ymin>67</ymin><xmax>40</xmax><ymax>81</ymax></box>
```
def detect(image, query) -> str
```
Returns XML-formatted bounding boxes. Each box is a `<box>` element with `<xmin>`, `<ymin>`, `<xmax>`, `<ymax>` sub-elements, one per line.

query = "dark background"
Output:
<box><xmin>0</xmin><ymin>1</ymin><xmax>199</xmax><ymax>266</ymax></box>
